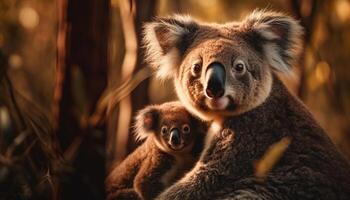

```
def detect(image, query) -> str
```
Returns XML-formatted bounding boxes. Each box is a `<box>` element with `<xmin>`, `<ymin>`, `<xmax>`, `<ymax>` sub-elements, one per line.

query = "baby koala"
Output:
<box><xmin>106</xmin><ymin>101</ymin><xmax>206</xmax><ymax>200</ymax></box>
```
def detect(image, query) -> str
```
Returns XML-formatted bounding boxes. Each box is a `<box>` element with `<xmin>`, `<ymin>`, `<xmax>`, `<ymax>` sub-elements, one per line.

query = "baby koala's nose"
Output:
<box><xmin>169</xmin><ymin>128</ymin><xmax>181</xmax><ymax>146</ymax></box>
<box><xmin>205</xmin><ymin>62</ymin><xmax>226</xmax><ymax>98</ymax></box>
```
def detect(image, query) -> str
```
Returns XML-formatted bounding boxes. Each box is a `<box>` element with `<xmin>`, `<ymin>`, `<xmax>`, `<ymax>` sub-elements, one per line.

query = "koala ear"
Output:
<box><xmin>143</xmin><ymin>15</ymin><xmax>198</xmax><ymax>79</ymax></box>
<box><xmin>134</xmin><ymin>106</ymin><xmax>159</xmax><ymax>141</ymax></box>
<box><xmin>241</xmin><ymin>10</ymin><xmax>303</xmax><ymax>73</ymax></box>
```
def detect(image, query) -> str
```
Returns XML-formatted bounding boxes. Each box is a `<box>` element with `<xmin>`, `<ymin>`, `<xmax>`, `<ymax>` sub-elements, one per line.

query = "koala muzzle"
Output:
<box><xmin>205</xmin><ymin>62</ymin><xmax>226</xmax><ymax>98</ymax></box>
<box><xmin>169</xmin><ymin>128</ymin><xmax>181</xmax><ymax>146</ymax></box>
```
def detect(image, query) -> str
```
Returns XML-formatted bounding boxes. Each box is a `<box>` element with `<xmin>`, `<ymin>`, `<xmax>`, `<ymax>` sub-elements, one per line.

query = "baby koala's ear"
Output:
<box><xmin>134</xmin><ymin>106</ymin><xmax>160</xmax><ymax>141</ymax></box>
<box><xmin>143</xmin><ymin>15</ymin><xmax>198</xmax><ymax>80</ymax></box>
<box><xmin>241</xmin><ymin>10</ymin><xmax>303</xmax><ymax>73</ymax></box>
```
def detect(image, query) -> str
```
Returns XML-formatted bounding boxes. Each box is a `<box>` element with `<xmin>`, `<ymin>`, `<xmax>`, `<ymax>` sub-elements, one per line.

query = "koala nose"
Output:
<box><xmin>205</xmin><ymin>62</ymin><xmax>226</xmax><ymax>98</ymax></box>
<box><xmin>169</xmin><ymin>128</ymin><xmax>181</xmax><ymax>146</ymax></box>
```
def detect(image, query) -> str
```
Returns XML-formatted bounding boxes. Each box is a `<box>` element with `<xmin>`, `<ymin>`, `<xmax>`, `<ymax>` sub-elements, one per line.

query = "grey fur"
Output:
<box><xmin>143</xmin><ymin>10</ymin><xmax>350</xmax><ymax>200</ymax></box>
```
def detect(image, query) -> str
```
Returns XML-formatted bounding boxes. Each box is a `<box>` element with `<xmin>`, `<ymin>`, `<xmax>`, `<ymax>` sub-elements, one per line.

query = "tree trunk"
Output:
<box><xmin>54</xmin><ymin>0</ymin><xmax>109</xmax><ymax>199</ymax></box>
<box><xmin>289</xmin><ymin>0</ymin><xmax>320</xmax><ymax>98</ymax></box>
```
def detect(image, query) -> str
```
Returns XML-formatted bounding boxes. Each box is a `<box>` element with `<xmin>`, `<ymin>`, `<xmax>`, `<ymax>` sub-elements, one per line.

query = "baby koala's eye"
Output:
<box><xmin>191</xmin><ymin>62</ymin><xmax>202</xmax><ymax>77</ymax></box>
<box><xmin>232</xmin><ymin>59</ymin><xmax>246</xmax><ymax>74</ymax></box>
<box><xmin>182</xmin><ymin>124</ymin><xmax>190</xmax><ymax>134</ymax></box>
<box><xmin>161</xmin><ymin>126</ymin><xmax>168</xmax><ymax>135</ymax></box>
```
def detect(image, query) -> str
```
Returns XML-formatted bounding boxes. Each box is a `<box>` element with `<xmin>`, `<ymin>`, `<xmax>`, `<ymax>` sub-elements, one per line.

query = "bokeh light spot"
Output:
<box><xmin>315</xmin><ymin>61</ymin><xmax>331</xmax><ymax>84</ymax></box>
<box><xmin>335</xmin><ymin>0</ymin><xmax>350</xmax><ymax>23</ymax></box>
<box><xmin>0</xmin><ymin>107</ymin><xmax>11</xmax><ymax>133</ymax></box>
<box><xmin>8</xmin><ymin>54</ymin><xmax>23</xmax><ymax>69</ymax></box>
<box><xmin>19</xmin><ymin>7</ymin><xmax>39</xmax><ymax>29</ymax></box>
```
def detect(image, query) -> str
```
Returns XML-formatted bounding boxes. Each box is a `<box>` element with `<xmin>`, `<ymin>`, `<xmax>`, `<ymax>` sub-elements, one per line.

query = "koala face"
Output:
<box><xmin>156</xmin><ymin>111</ymin><xmax>194</xmax><ymax>151</ymax></box>
<box><xmin>135</xmin><ymin>102</ymin><xmax>199</xmax><ymax>153</ymax></box>
<box><xmin>144</xmin><ymin>11</ymin><xmax>302</xmax><ymax>120</ymax></box>
<box><xmin>175</xmin><ymin>36</ymin><xmax>273</xmax><ymax>120</ymax></box>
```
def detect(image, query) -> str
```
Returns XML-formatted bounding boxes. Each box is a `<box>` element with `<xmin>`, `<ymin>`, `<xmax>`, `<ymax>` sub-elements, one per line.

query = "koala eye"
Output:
<box><xmin>161</xmin><ymin>126</ymin><xmax>168</xmax><ymax>135</ymax></box>
<box><xmin>232</xmin><ymin>60</ymin><xmax>246</xmax><ymax>74</ymax></box>
<box><xmin>182</xmin><ymin>124</ymin><xmax>190</xmax><ymax>134</ymax></box>
<box><xmin>191</xmin><ymin>63</ymin><xmax>202</xmax><ymax>77</ymax></box>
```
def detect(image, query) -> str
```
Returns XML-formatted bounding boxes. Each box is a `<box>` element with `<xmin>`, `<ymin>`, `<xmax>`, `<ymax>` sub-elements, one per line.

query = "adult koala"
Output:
<box><xmin>143</xmin><ymin>10</ymin><xmax>350</xmax><ymax>200</ymax></box>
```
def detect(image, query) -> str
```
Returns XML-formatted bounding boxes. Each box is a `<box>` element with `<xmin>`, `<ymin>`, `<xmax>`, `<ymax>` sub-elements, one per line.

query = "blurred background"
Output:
<box><xmin>0</xmin><ymin>0</ymin><xmax>349</xmax><ymax>199</ymax></box>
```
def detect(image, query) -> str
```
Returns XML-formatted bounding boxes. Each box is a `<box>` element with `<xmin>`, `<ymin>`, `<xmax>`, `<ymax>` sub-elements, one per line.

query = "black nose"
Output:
<box><xmin>205</xmin><ymin>62</ymin><xmax>226</xmax><ymax>98</ymax></box>
<box><xmin>169</xmin><ymin>128</ymin><xmax>181</xmax><ymax>146</ymax></box>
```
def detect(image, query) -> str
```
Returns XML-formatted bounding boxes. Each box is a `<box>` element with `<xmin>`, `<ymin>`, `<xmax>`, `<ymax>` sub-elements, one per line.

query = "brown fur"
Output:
<box><xmin>105</xmin><ymin>102</ymin><xmax>206</xmax><ymax>200</ymax></box>
<box><xmin>143</xmin><ymin>10</ymin><xmax>350</xmax><ymax>200</ymax></box>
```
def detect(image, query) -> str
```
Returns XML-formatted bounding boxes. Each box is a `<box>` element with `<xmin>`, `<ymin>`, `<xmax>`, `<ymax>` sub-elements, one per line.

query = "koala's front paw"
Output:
<box><xmin>156</xmin><ymin>183</ymin><xmax>196</xmax><ymax>200</ymax></box>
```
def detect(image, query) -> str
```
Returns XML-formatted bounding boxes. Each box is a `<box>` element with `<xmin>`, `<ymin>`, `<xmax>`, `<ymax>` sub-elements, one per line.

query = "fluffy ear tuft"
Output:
<box><xmin>242</xmin><ymin>10</ymin><xmax>303</xmax><ymax>73</ymax></box>
<box><xmin>134</xmin><ymin>106</ymin><xmax>159</xmax><ymax>141</ymax></box>
<box><xmin>143</xmin><ymin>15</ymin><xmax>198</xmax><ymax>79</ymax></box>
